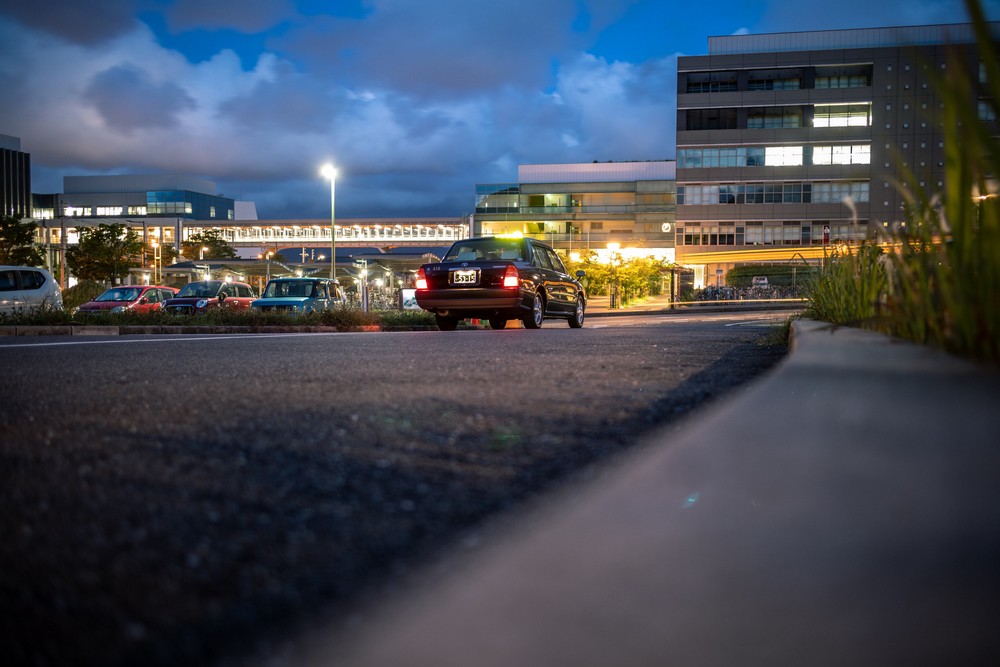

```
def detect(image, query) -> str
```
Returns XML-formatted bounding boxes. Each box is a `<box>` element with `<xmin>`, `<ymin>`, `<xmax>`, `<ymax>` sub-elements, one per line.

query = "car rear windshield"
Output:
<box><xmin>264</xmin><ymin>281</ymin><xmax>318</xmax><ymax>298</ymax></box>
<box><xmin>96</xmin><ymin>288</ymin><xmax>142</xmax><ymax>302</ymax></box>
<box><xmin>444</xmin><ymin>239</ymin><xmax>525</xmax><ymax>262</ymax></box>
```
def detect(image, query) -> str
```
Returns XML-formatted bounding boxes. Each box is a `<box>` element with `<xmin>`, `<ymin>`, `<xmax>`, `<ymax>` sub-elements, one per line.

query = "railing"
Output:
<box><xmin>183</xmin><ymin>224</ymin><xmax>471</xmax><ymax>245</ymax></box>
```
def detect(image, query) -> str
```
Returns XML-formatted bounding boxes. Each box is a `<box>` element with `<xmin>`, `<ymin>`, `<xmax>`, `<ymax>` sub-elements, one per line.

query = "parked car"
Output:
<box><xmin>251</xmin><ymin>277</ymin><xmax>345</xmax><ymax>315</ymax></box>
<box><xmin>75</xmin><ymin>285</ymin><xmax>177</xmax><ymax>315</ymax></box>
<box><xmin>162</xmin><ymin>280</ymin><xmax>257</xmax><ymax>315</ymax></box>
<box><xmin>0</xmin><ymin>266</ymin><xmax>63</xmax><ymax>315</ymax></box>
<box><xmin>414</xmin><ymin>236</ymin><xmax>586</xmax><ymax>330</ymax></box>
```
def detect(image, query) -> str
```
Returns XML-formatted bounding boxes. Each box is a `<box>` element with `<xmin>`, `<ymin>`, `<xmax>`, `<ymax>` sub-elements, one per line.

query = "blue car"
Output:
<box><xmin>250</xmin><ymin>277</ymin><xmax>344</xmax><ymax>314</ymax></box>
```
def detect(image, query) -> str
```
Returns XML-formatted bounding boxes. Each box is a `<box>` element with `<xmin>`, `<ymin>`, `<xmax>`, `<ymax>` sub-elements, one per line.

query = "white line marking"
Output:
<box><xmin>0</xmin><ymin>332</ymin><xmax>342</xmax><ymax>349</ymax></box>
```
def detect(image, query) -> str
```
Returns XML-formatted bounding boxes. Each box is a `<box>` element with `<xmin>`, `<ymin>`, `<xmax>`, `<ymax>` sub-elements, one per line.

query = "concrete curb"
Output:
<box><xmin>304</xmin><ymin>320</ymin><xmax>1000</xmax><ymax>666</ymax></box>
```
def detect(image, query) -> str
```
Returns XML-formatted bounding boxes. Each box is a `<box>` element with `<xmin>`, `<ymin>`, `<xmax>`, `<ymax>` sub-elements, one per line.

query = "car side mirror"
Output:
<box><xmin>576</xmin><ymin>270</ymin><xmax>586</xmax><ymax>278</ymax></box>
<box><xmin>140</xmin><ymin>297</ymin><xmax>148</xmax><ymax>304</ymax></box>
<box><xmin>218</xmin><ymin>293</ymin><xmax>227</xmax><ymax>301</ymax></box>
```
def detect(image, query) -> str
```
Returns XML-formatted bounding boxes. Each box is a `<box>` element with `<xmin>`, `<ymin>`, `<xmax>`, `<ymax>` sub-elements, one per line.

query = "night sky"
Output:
<box><xmin>2</xmin><ymin>0</ymin><xmax>998</xmax><ymax>219</ymax></box>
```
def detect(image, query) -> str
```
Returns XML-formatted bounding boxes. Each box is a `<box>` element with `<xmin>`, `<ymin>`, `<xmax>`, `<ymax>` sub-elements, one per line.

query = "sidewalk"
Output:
<box><xmin>300</xmin><ymin>320</ymin><xmax>1000</xmax><ymax>666</ymax></box>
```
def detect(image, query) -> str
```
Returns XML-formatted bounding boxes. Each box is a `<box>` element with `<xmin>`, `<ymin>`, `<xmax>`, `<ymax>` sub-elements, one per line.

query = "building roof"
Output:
<box><xmin>707</xmin><ymin>22</ymin><xmax>1000</xmax><ymax>56</ymax></box>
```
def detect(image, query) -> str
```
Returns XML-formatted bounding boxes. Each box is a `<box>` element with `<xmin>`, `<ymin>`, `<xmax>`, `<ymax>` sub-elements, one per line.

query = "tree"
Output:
<box><xmin>0</xmin><ymin>214</ymin><xmax>44</xmax><ymax>266</ymax></box>
<box><xmin>182</xmin><ymin>229</ymin><xmax>237</xmax><ymax>260</ymax></box>
<box><xmin>66</xmin><ymin>223</ymin><xmax>143</xmax><ymax>285</ymax></box>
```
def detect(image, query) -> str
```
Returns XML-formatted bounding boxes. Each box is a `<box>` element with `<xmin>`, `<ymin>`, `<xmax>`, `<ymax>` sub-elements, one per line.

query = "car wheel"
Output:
<box><xmin>435</xmin><ymin>314</ymin><xmax>459</xmax><ymax>331</ymax></box>
<box><xmin>522</xmin><ymin>292</ymin><xmax>544</xmax><ymax>329</ymax></box>
<box><xmin>489</xmin><ymin>317</ymin><xmax>508</xmax><ymax>330</ymax></box>
<box><xmin>568</xmin><ymin>295</ymin><xmax>585</xmax><ymax>328</ymax></box>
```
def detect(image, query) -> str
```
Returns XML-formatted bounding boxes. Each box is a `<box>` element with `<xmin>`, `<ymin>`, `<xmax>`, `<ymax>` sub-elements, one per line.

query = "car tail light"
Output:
<box><xmin>415</xmin><ymin>267</ymin><xmax>428</xmax><ymax>290</ymax></box>
<box><xmin>502</xmin><ymin>265</ymin><xmax>519</xmax><ymax>288</ymax></box>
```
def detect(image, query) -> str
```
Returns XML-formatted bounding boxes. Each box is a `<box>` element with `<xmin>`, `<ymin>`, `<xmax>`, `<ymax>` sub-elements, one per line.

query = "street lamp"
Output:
<box><xmin>606</xmin><ymin>242</ymin><xmax>622</xmax><ymax>309</ymax></box>
<box><xmin>151</xmin><ymin>240</ymin><xmax>162</xmax><ymax>284</ymax></box>
<box><xmin>321</xmin><ymin>163</ymin><xmax>337</xmax><ymax>282</ymax></box>
<box><xmin>200</xmin><ymin>246</ymin><xmax>209</xmax><ymax>260</ymax></box>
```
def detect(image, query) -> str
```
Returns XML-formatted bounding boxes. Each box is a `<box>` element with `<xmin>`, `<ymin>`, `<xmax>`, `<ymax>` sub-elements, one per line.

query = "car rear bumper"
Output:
<box><xmin>416</xmin><ymin>288</ymin><xmax>523</xmax><ymax>313</ymax></box>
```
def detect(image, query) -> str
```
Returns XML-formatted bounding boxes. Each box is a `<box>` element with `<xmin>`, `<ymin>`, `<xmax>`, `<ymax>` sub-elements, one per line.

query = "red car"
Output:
<box><xmin>75</xmin><ymin>285</ymin><xmax>177</xmax><ymax>315</ymax></box>
<box><xmin>162</xmin><ymin>280</ymin><xmax>258</xmax><ymax>315</ymax></box>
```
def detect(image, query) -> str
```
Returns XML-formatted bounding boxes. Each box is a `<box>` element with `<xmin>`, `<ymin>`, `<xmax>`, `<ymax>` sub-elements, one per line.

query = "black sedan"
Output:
<box><xmin>415</xmin><ymin>236</ymin><xmax>586</xmax><ymax>330</ymax></box>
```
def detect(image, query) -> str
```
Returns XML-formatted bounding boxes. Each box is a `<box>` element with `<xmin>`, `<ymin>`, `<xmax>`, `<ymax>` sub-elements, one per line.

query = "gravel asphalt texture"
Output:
<box><xmin>1</xmin><ymin>321</ymin><xmax>787</xmax><ymax>666</ymax></box>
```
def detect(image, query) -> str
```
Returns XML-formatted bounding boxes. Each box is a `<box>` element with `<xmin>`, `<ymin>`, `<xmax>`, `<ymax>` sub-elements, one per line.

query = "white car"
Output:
<box><xmin>0</xmin><ymin>266</ymin><xmax>63</xmax><ymax>315</ymax></box>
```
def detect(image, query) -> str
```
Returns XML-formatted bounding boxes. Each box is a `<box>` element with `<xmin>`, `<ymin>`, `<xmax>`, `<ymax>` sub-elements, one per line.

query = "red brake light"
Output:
<box><xmin>415</xmin><ymin>267</ymin><xmax>428</xmax><ymax>290</ymax></box>
<box><xmin>502</xmin><ymin>265</ymin><xmax>519</xmax><ymax>288</ymax></box>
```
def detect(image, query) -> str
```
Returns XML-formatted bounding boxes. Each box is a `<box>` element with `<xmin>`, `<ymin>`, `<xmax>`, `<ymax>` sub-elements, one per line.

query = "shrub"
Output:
<box><xmin>62</xmin><ymin>280</ymin><xmax>105</xmax><ymax>311</ymax></box>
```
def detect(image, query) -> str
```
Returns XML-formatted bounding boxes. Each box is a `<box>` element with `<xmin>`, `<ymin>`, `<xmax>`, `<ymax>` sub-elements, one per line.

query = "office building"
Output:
<box><xmin>1</xmin><ymin>134</ymin><xmax>31</xmax><ymax>219</ymax></box>
<box><xmin>675</xmin><ymin>22</ymin><xmax>999</xmax><ymax>284</ymax></box>
<box><xmin>474</xmin><ymin>161</ymin><xmax>676</xmax><ymax>261</ymax></box>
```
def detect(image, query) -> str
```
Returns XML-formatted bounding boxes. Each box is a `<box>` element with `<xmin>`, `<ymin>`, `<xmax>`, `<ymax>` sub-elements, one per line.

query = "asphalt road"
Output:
<box><xmin>0</xmin><ymin>312</ymin><xmax>789</xmax><ymax>666</ymax></box>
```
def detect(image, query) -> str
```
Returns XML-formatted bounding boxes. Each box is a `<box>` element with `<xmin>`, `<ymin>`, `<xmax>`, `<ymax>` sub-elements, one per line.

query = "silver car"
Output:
<box><xmin>0</xmin><ymin>266</ymin><xmax>63</xmax><ymax>315</ymax></box>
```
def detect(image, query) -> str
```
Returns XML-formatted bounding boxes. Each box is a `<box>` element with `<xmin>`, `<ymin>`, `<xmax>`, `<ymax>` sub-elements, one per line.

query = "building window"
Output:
<box><xmin>812</xmin><ymin>145</ymin><xmax>871</xmax><ymax>165</ymax></box>
<box><xmin>747</xmin><ymin>106</ymin><xmax>802</xmax><ymax>128</ymax></box>
<box><xmin>812</xmin><ymin>181</ymin><xmax>869</xmax><ymax>203</ymax></box>
<box><xmin>748</xmin><ymin>69</ymin><xmax>801</xmax><ymax>90</ymax></box>
<box><xmin>813</xmin><ymin>103</ymin><xmax>872</xmax><ymax>127</ymax></box>
<box><xmin>686</xmin><ymin>108</ymin><xmax>738</xmax><ymax>130</ymax></box>
<box><xmin>686</xmin><ymin>71</ymin><xmax>738</xmax><ymax>93</ymax></box>
<box><xmin>765</xmin><ymin>146</ymin><xmax>803</xmax><ymax>166</ymax></box>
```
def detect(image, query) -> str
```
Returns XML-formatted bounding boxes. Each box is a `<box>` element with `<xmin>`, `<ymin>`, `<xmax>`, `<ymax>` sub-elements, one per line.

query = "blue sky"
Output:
<box><xmin>2</xmin><ymin>0</ymin><xmax>998</xmax><ymax>219</ymax></box>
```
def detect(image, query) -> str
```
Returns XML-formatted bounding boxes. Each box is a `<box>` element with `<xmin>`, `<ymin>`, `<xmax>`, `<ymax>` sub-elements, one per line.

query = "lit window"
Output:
<box><xmin>813</xmin><ymin>103</ymin><xmax>872</xmax><ymax>127</ymax></box>
<box><xmin>765</xmin><ymin>146</ymin><xmax>803</xmax><ymax>166</ymax></box>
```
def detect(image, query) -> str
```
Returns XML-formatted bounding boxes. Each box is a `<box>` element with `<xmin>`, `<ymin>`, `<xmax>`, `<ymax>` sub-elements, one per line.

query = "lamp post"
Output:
<box><xmin>200</xmin><ymin>246</ymin><xmax>208</xmax><ymax>260</ymax></box>
<box><xmin>321</xmin><ymin>164</ymin><xmax>337</xmax><ymax>282</ymax></box>
<box><xmin>607</xmin><ymin>242</ymin><xmax>620</xmax><ymax>309</ymax></box>
<box><xmin>151</xmin><ymin>240</ymin><xmax>162</xmax><ymax>284</ymax></box>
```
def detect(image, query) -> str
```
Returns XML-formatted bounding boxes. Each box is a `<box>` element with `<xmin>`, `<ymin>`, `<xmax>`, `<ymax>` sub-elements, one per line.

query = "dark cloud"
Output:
<box><xmin>83</xmin><ymin>65</ymin><xmax>196</xmax><ymax>131</ymax></box>
<box><xmin>279</xmin><ymin>0</ymin><xmax>638</xmax><ymax>96</ymax></box>
<box><xmin>165</xmin><ymin>0</ymin><xmax>295</xmax><ymax>33</ymax></box>
<box><xmin>0</xmin><ymin>0</ymin><xmax>138</xmax><ymax>46</ymax></box>
<box><xmin>218</xmin><ymin>68</ymin><xmax>340</xmax><ymax>133</ymax></box>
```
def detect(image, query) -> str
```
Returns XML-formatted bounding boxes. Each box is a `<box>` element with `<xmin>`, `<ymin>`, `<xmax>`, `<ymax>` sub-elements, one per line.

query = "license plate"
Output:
<box><xmin>451</xmin><ymin>269</ymin><xmax>478</xmax><ymax>285</ymax></box>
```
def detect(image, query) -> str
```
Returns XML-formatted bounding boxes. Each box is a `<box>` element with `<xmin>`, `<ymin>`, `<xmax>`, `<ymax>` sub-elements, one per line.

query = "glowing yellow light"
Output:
<box><xmin>496</xmin><ymin>231</ymin><xmax>523</xmax><ymax>239</ymax></box>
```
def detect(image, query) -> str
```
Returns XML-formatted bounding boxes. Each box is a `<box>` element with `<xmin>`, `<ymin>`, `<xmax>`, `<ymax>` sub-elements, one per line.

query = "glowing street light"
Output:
<box><xmin>200</xmin><ymin>246</ymin><xmax>209</xmax><ymax>260</ymax></box>
<box><xmin>151</xmin><ymin>240</ymin><xmax>162</xmax><ymax>284</ymax></box>
<box><xmin>320</xmin><ymin>163</ymin><xmax>337</xmax><ymax>282</ymax></box>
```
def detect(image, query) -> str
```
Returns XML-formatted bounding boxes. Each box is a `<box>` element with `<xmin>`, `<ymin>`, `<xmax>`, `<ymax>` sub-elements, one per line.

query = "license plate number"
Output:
<box><xmin>451</xmin><ymin>269</ymin><xmax>478</xmax><ymax>285</ymax></box>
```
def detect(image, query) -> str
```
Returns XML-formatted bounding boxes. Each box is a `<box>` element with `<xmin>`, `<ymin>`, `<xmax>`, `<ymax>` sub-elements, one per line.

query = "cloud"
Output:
<box><xmin>84</xmin><ymin>65</ymin><xmax>196</xmax><ymax>131</ymax></box>
<box><xmin>165</xmin><ymin>0</ymin><xmax>296</xmax><ymax>33</ymax></box>
<box><xmin>0</xmin><ymin>0</ymin><xmax>137</xmax><ymax>46</ymax></box>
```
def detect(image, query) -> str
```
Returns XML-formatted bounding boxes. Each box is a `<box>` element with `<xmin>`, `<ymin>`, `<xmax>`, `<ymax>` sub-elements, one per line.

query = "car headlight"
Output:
<box><xmin>110</xmin><ymin>306</ymin><xmax>125</xmax><ymax>313</ymax></box>
<box><xmin>196</xmin><ymin>299</ymin><xmax>208</xmax><ymax>308</ymax></box>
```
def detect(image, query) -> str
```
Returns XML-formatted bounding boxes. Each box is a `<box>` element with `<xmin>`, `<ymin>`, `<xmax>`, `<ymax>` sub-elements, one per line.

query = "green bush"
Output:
<box><xmin>62</xmin><ymin>280</ymin><xmax>105</xmax><ymax>311</ymax></box>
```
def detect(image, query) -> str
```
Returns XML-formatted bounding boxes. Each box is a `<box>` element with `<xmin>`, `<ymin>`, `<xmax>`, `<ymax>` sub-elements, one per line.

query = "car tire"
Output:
<box><xmin>568</xmin><ymin>295</ymin><xmax>585</xmax><ymax>328</ymax></box>
<box><xmin>488</xmin><ymin>318</ymin><xmax>508</xmax><ymax>330</ymax></box>
<box><xmin>523</xmin><ymin>292</ymin><xmax>544</xmax><ymax>329</ymax></box>
<box><xmin>435</xmin><ymin>314</ymin><xmax>459</xmax><ymax>331</ymax></box>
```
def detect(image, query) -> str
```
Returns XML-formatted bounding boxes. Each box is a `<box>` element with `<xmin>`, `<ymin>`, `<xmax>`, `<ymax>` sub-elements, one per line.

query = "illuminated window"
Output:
<box><xmin>813</xmin><ymin>145</ymin><xmax>870</xmax><ymax>165</ymax></box>
<box><xmin>813</xmin><ymin>104</ymin><xmax>872</xmax><ymax>127</ymax></box>
<box><xmin>765</xmin><ymin>146</ymin><xmax>803</xmax><ymax>166</ymax></box>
